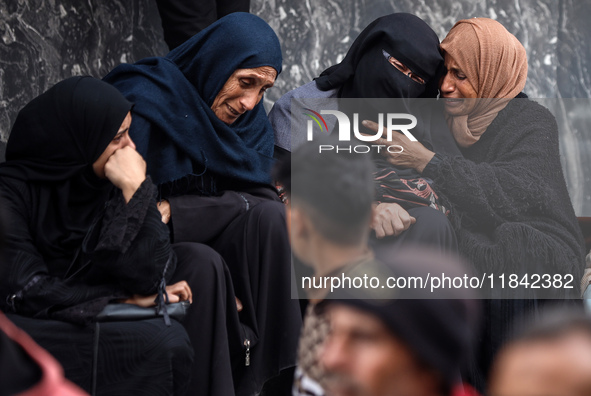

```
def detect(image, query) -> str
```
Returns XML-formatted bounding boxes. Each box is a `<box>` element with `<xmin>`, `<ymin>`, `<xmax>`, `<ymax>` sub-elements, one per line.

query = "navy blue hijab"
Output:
<box><xmin>104</xmin><ymin>13</ymin><xmax>282</xmax><ymax>187</ymax></box>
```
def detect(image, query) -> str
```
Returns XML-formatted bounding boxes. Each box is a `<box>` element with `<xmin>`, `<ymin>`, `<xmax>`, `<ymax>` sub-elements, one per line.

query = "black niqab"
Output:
<box><xmin>315</xmin><ymin>13</ymin><xmax>444</xmax><ymax>99</ymax></box>
<box><xmin>314</xmin><ymin>13</ymin><xmax>457</xmax><ymax>189</ymax></box>
<box><xmin>0</xmin><ymin>76</ymin><xmax>132</xmax><ymax>263</ymax></box>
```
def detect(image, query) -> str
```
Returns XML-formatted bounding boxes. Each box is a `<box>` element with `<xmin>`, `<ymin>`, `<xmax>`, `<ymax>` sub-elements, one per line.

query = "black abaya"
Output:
<box><xmin>0</xmin><ymin>77</ymin><xmax>232</xmax><ymax>395</ymax></box>
<box><xmin>7</xmin><ymin>314</ymin><xmax>193</xmax><ymax>395</ymax></box>
<box><xmin>168</xmin><ymin>186</ymin><xmax>302</xmax><ymax>396</ymax></box>
<box><xmin>170</xmin><ymin>242</ymin><xmax>240</xmax><ymax>396</ymax></box>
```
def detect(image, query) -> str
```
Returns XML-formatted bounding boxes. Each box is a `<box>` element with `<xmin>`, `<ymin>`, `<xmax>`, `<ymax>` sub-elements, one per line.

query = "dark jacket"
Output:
<box><xmin>0</xmin><ymin>177</ymin><xmax>175</xmax><ymax>324</ymax></box>
<box><xmin>423</xmin><ymin>96</ymin><xmax>585</xmax><ymax>295</ymax></box>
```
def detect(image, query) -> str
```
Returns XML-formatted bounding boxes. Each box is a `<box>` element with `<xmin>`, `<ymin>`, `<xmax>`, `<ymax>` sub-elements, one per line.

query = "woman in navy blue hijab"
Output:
<box><xmin>104</xmin><ymin>12</ymin><xmax>281</xmax><ymax>187</ymax></box>
<box><xmin>104</xmin><ymin>13</ymin><xmax>301</xmax><ymax>396</ymax></box>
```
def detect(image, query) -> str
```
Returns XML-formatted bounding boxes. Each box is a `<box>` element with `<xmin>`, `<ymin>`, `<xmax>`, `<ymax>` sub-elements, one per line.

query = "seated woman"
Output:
<box><xmin>362</xmin><ymin>17</ymin><xmax>586</xmax><ymax>389</ymax></box>
<box><xmin>103</xmin><ymin>12</ymin><xmax>302</xmax><ymax>396</ymax></box>
<box><xmin>269</xmin><ymin>13</ymin><xmax>458</xmax><ymax>250</ymax></box>
<box><xmin>0</xmin><ymin>76</ymin><xmax>201</xmax><ymax>394</ymax></box>
<box><xmin>270</xmin><ymin>13</ymin><xmax>459</xmax><ymax>396</ymax></box>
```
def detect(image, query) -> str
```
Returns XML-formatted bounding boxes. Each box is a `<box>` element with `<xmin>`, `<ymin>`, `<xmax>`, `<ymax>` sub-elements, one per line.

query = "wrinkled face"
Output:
<box><xmin>210</xmin><ymin>66</ymin><xmax>277</xmax><ymax>124</ymax></box>
<box><xmin>92</xmin><ymin>112</ymin><xmax>135</xmax><ymax>178</ymax></box>
<box><xmin>440</xmin><ymin>52</ymin><xmax>478</xmax><ymax>116</ymax></box>
<box><xmin>320</xmin><ymin>305</ymin><xmax>441</xmax><ymax>396</ymax></box>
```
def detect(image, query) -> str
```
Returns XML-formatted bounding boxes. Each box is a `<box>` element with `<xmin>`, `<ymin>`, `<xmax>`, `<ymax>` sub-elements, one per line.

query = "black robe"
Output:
<box><xmin>1</xmin><ymin>178</ymin><xmax>195</xmax><ymax>395</ymax></box>
<box><xmin>0</xmin><ymin>76</ymin><xmax>196</xmax><ymax>394</ymax></box>
<box><xmin>422</xmin><ymin>95</ymin><xmax>586</xmax><ymax>390</ymax></box>
<box><xmin>166</xmin><ymin>181</ymin><xmax>302</xmax><ymax>396</ymax></box>
<box><xmin>423</xmin><ymin>95</ymin><xmax>585</xmax><ymax>285</ymax></box>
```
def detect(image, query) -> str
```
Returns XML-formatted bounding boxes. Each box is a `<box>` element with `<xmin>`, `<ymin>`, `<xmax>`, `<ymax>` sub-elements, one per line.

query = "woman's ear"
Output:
<box><xmin>289</xmin><ymin>206</ymin><xmax>316</xmax><ymax>261</ymax></box>
<box><xmin>289</xmin><ymin>206</ymin><xmax>309</xmax><ymax>242</ymax></box>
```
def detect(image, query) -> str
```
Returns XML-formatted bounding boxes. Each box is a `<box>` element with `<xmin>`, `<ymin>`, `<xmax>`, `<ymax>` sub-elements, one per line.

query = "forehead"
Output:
<box><xmin>328</xmin><ymin>304</ymin><xmax>389</xmax><ymax>335</ymax></box>
<box><xmin>443</xmin><ymin>52</ymin><xmax>460</xmax><ymax>68</ymax></box>
<box><xmin>233</xmin><ymin>66</ymin><xmax>277</xmax><ymax>83</ymax></box>
<box><xmin>118</xmin><ymin>112</ymin><xmax>132</xmax><ymax>130</ymax></box>
<box><xmin>492</xmin><ymin>342</ymin><xmax>575</xmax><ymax>395</ymax></box>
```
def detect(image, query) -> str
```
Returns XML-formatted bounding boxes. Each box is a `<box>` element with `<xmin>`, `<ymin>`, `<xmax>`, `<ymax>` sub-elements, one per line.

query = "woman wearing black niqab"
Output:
<box><xmin>270</xmin><ymin>12</ymin><xmax>458</xmax><ymax>251</ymax></box>
<box><xmin>315</xmin><ymin>12</ymin><xmax>443</xmax><ymax>100</ymax></box>
<box><xmin>269</xmin><ymin>14</ymin><xmax>460</xmax><ymax>396</ymax></box>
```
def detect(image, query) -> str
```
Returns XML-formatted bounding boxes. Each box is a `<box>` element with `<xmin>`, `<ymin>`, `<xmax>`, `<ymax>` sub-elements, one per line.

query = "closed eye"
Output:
<box><xmin>112</xmin><ymin>130</ymin><xmax>126</xmax><ymax>143</ymax></box>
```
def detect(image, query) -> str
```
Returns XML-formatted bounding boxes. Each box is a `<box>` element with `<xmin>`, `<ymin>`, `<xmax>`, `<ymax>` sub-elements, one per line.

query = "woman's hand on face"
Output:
<box><xmin>371</xmin><ymin>202</ymin><xmax>416</xmax><ymax>238</ymax></box>
<box><xmin>104</xmin><ymin>146</ymin><xmax>147</xmax><ymax>203</ymax></box>
<box><xmin>361</xmin><ymin>120</ymin><xmax>436</xmax><ymax>173</ymax></box>
<box><xmin>157</xmin><ymin>200</ymin><xmax>171</xmax><ymax>224</ymax></box>
<box><xmin>121</xmin><ymin>280</ymin><xmax>193</xmax><ymax>307</ymax></box>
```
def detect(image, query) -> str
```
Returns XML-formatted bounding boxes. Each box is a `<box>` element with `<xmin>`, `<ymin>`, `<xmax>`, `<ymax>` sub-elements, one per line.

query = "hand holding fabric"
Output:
<box><xmin>362</xmin><ymin>120</ymin><xmax>435</xmax><ymax>173</ymax></box>
<box><xmin>105</xmin><ymin>146</ymin><xmax>147</xmax><ymax>203</ymax></box>
<box><xmin>371</xmin><ymin>202</ymin><xmax>416</xmax><ymax>238</ymax></box>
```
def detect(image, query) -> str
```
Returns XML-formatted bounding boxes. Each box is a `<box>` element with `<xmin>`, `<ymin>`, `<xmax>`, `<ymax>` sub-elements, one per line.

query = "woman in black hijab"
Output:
<box><xmin>0</xmin><ymin>76</ymin><xmax>242</xmax><ymax>395</ymax></box>
<box><xmin>315</xmin><ymin>13</ymin><xmax>442</xmax><ymax>100</ymax></box>
<box><xmin>270</xmin><ymin>13</ymin><xmax>460</xmax><ymax>396</ymax></box>
<box><xmin>270</xmin><ymin>12</ymin><xmax>458</xmax><ymax>250</ymax></box>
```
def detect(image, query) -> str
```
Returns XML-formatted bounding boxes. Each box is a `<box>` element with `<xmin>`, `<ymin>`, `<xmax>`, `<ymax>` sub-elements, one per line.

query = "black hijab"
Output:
<box><xmin>0</xmin><ymin>76</ymin><xmax>132</xmax><ymax>262</ymax></box>
<box><xmin>315</xmin><ymin>13</ymin><xmax>455</xmax><ymax>181</ymax></box>
<box><xmin>315</xmin><ymin>13</ymin><xmax>444</xmax><ymax>99</ymax></box>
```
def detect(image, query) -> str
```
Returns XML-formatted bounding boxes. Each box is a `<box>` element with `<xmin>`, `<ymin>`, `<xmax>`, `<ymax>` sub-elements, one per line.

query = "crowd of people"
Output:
<box><xmin>0</xmin><ymin>8</ymin><xmax>588</xmax><ymax>396</ymax></box>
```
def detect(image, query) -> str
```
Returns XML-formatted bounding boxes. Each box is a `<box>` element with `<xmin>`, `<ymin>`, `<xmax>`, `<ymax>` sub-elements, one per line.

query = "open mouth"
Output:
<box><xmin>443</xmin><ymin>98</ymin><xmax>463</xmax><ymax>107</ymax></box>
<box><xmin>227</xmin><ymin>103</ymin><xmax>240</xmax><ymax>117</ymax></box>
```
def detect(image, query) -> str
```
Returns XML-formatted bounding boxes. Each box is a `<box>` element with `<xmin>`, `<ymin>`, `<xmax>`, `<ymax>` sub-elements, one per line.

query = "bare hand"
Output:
<box><xmin>157</xmin><ymin>200</ymin><xmax>171</xmax><ymax>224</ymax></box>
<box><xmin>122</xmin><ymin>280</ymin><xmax>193</xmax><ymax>307</ymax></box>
<box><xmin>362</xmin><ymin>120</ymin><xmax>435</xmax><ymax>173</ymax></box>
<box><xmin>104</xmin><ymin>146</ymin><xmax>147</xmax><ymax>203</ymax></box>
<box><xmin>371</xmin><ymin>202</ymin><xmax>416</xmax><ymax>238</ymax></box>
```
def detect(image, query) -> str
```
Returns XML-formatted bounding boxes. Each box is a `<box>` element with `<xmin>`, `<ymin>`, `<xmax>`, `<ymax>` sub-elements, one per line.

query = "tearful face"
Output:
<box><xmin>210</xmin><ymin>66</ymin><xmax>277</xmax><ymax>124</ymax></box>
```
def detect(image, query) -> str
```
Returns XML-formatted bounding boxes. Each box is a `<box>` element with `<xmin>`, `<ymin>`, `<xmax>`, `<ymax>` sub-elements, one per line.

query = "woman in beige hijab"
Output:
<box><xmin>363</xmin><ymin>17</ymin><xmax>585</xmax><ymax>390</ymax></box>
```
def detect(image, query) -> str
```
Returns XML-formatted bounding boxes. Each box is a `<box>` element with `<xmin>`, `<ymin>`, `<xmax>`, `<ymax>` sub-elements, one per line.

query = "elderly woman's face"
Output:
<box><xmin>210</xmin><ymin>66</ymin><xmax>277</xmax><ymax>124</ymax></box>
<box><xmin>440</xmin><ymin>53</ymin><xmax>478</xmax><ymax>115</ymax></box>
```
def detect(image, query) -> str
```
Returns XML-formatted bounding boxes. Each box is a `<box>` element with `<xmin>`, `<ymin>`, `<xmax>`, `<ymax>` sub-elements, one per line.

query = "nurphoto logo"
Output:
<box><xmin>303</xmin><ymin>109</ymin><xmax>418</xmax><ymax>153</ymax></box>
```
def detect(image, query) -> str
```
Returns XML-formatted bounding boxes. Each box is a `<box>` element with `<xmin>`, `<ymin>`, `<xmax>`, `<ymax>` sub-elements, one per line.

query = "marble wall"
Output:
<box><xmin>1</xmin><ymin>0</ymin><xmax>590</xmax><ymax>213</ymax></box>
<box><xmin>0</xmin><ymin>0</ymin><xmax>167</xmax><ymax>142</ymax></box>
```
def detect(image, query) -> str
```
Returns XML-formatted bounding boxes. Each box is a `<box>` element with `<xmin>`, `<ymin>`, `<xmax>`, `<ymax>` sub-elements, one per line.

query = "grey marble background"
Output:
<box><xmin>1</xmin><ymin>0</ymin><xmax>590</xmax><ymax>214</ymax></box>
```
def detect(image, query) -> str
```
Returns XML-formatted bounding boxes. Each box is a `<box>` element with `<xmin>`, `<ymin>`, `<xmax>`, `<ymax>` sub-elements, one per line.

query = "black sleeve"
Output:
<box><xmin>167</xmin><ymin>185</ymin><xmax>280</xmax><ymax>244</ymax></box>
<box><xmin>422</xmin><ymin>113</ymin><xmax>560</xmax><ymax>229</ymax></box>
<box><xmin>83</xmin><ymin>177</ymin><xmax>177</xmax><ymax>296</ymax></box>
<box><xmin>0</xmin><ymin>179</ymin><xmax>123</xmax><ymax>321</ymax></box>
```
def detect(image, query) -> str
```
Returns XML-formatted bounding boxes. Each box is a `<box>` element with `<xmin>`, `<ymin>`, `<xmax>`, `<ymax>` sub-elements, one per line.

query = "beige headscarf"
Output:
<box><xmin>440</xmin><ymin>18</ymin><xmax>528</xmax><ymax>147</ymax></box>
